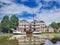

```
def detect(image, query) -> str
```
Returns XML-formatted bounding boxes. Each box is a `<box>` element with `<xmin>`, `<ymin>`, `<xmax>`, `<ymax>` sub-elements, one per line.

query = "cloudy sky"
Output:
<box><xmin>0</xmin><ymin>0</ymin><xmax>60</xmax><ymax>25</ymax></box>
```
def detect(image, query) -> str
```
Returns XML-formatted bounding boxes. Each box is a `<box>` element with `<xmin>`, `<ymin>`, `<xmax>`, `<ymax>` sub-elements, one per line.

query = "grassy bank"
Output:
<box><xmin>41</xmin><ymin>33</ymin><xmax>60</xmax><ymax>37</ymax></box>
<box><xmin>0</xmin><ymin>33</ymin><xmax>13</xmax><ymax>37</ymax></box>
<box><xmin>13</xmin><ymin>33</ymin><xmax>60</xmax><ymax>37</ymax></box>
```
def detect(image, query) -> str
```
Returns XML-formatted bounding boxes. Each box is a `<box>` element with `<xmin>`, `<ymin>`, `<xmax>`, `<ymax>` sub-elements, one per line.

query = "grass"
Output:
<box><xmin>0</xmin><ymin>33</ymin><xmax>13</xmax><ymax>37</ymax></box>
<box><xmin>13</xmin><ymin>32</ymin><xmax>60</xmax><ymax>37</ymax></box>
<box><xmin>0</xmin><ymin>34</ymin><xmax>18</xmax><ymax>45</ymax></box>
<box><xmin>41</xmin><ymin>33</ymin><xmax>60</xmax><ymax>37</ymax></box>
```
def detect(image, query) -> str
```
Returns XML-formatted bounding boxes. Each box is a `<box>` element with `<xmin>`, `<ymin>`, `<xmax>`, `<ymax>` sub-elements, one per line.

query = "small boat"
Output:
<box><xmin>26</xmin><ymin>30</ymin><xmax>32</xmax><ymax>34</ymax></box>
<box><xmin>13</xmin><ymin>30</ymin><xmax>26</xmax><ymax>35</ymax></box>
<box><xmin>33</xmin><ymin>31</ymin><xmax>42</xmax><ymax>34</ymax></box>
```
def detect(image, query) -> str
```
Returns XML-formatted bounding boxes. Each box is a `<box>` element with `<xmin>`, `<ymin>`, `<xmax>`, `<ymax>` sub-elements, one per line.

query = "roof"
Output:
<box><xmin>31</xmin><ymin>20</ymin><xmax>45</xmax><ymax>23</ymax></box>
<box><xmin>20</xmin><ymin>20</ymin><xmax>28</xmax><ymax>23</ymax></box>
<box><xmin>39</xmin><ymin>21</ymin><xmax>45</xmax><ymax>23</ymax></box>
<box><xmin>48</xmin><ymin>26</ymin><xmax>53</xmax><ymax>29</ymax></box>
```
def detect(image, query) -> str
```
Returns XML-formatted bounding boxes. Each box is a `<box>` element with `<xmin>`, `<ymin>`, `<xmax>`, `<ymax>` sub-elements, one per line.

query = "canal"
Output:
<box><xmin>9</xmin><ymin>34</ymin><xmax>60</xmax><ymax>45</ymax></box>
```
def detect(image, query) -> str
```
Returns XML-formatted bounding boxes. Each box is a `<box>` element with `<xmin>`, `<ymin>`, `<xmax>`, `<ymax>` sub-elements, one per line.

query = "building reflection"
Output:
<box><xmin>9</xmin><ymin>35</ymin><xmax>54</xmax><ymax>45</ymax></box>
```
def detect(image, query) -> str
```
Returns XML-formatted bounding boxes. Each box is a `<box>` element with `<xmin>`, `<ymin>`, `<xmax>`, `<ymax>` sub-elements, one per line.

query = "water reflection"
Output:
<box><xmin>44</xmin><ymin>39</ymin><xmax>53</xmax><ymax>45</ymax></box>
<box><xmin>56</xmin><ymin>41</ymin><xmax>60</xmax><ymax>45</ymax></box>
<box><xmin>44</xmin><ymin>40</ymin><xmax>60</xmax><ymax>45</ymax></box>
<box><xmin>17</xmin><ymin>35</ymin><xmax>45</xmax><ymax>45</ymax></box>
<box><xmin>9</xmin><ymin>35</ymin><xmax>60</xmax><ymax>45</ymax></box>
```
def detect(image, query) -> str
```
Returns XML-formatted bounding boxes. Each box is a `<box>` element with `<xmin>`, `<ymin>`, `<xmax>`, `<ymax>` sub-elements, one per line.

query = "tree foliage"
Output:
<box><xmin>0</xmin><ymin>23</ymin><xmax>2</xmax><ymax>30</ymax></box>
<box><xmin>50</xmin><ymin>22</ymin><xmax>58</xmax><ymax>29</ymax></box>
<box><xmin>1</xmin><ymin>15</ymin><xmax>19</xmax><ymax>33</ymax></box>
<box><xmin>1</xmin><ymin>15</ymin><xmax>10</xmax><ymax>32</ymax></box>
<box><xmin>10</xmin><ymin>15</ymin><xmax>19</xmax><ymax>30</ymax></box>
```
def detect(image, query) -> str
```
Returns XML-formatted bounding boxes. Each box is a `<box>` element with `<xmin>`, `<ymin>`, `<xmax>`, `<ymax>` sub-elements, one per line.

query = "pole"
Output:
<box><xmin>33</xmin><ymin>8</ymin><xmax>35</xmax><ymax>32</ymax></box>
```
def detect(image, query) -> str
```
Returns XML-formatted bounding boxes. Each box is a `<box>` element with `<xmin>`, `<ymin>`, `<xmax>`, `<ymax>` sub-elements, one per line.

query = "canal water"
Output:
<box><xmin>9</xmin><ymin>34</ymin><xmax>60</xmax><ymax>45</ymax></box>
<box><xmin>44</xmin><ymin>39</ymin><xmax>60</xmax><ymax>45</ymax></box>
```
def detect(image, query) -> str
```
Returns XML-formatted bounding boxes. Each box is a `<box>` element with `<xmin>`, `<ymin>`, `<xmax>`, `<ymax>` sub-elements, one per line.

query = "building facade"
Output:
<box><xmin>47</xmin><ymin>26</ymin><xmax>54</xmax><ymax>33</ymax></box>
<box><xmin>18</xmin><ymin>20</ymin><xmax>48</xmax><ymax>33</ymax></box>
<box><xmin>18</xmin><ymin>20</ymin><xmax>29</xmax><ymax>32</ymax></box>
<box><xmin>31</xmin><ymin>20</ymin><xmax>47</xmax><ymax>32</ymax></box>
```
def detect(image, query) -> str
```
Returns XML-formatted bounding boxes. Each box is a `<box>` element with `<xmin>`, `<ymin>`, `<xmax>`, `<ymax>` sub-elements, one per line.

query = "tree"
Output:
<box><xmin>57</xmin><ymin>23</ymin><xmax>60</xmax><ymax>28</ymax></box>
<box><xmin>0</xmin><ymin>23</ymin><xmax>2</xmax><ymax>30</ymax></box>
<box><xmin>1</xmin><ymin>15</ymin><xmax>10</xmax><ymax>33</ymax></box>
<box><xmin>50</xmin><ymin>22</ymin><xmax>58</xmax><ymax>32</ymax></box>
<box><xmin>50</xmin><ymin>22</ymin><xmax>58</xmax><ymax>29</ymax></box>
<box><xmin>10</xmin><ymin>15</ymin><xmax>19</xmax><ymax>30</ymax></box>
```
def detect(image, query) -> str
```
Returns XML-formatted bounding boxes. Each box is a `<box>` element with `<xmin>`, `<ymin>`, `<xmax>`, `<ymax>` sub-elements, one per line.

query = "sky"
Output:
<box><xmin>0</xmin><ymin>0</ymin><xmax>60</xmax><ymax>25</ymax></box>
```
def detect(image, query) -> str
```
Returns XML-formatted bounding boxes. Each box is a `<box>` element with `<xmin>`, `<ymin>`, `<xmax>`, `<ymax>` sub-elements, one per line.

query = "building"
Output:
<box><xmin>18</xmin><ymin>20</ymin><xmax>47</xmax><ymax>33</ymax></box>
<box><xmin>57</xmin><ymin>23</ymin><xmax>60</xmax><ymax>32</ymax></box>
<box><xmin>18</xmin><ymin>20</ymin><xmax>29</xmax><ymax>32</ymax></box>
<box><xmin>58</xmin><ymin>28</ymin><xmax>60</xmax><ymax>32</ymax></box>
<box><xmin>47</xmin><ymin>26</ymin><xmax>54</xmax><ymax>33</ymax></box>
<box><xmin>31</xmin><ymin>20</ymin><xmax>47</xmax><ymax>32</ymax></box>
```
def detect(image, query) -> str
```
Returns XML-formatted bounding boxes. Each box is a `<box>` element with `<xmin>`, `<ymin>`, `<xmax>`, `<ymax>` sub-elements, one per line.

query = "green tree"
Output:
<box><xmin>50</xmin><ymin>22</ymin><xmax>58</xmax><ymax>29</ymax></box>
<box><xmin>1</xmin><ymin>15</ymin><xmax>10</xmax><ymax>33</ymax></box>
<box><xmin>0</xmin><ymin>23</ymin><xmax>2</xmax><ymax>30</ymax></box>
<box><xmin>10</xmin><ymin>15</ymin><xmax>19</xmax><ymax>30</ymax></box>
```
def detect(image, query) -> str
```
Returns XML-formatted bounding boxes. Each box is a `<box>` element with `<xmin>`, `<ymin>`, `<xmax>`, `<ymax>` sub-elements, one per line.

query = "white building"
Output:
<box><xmin>18</xmin><ymin>20</ymin><xmax>29</xmax><ymax>32</ymax></box>
<box><xmin>47</xmin><ymin>26</ymin><xmax>54</xmax><ymax>32</ymax></box>
<box><xmin>17</xmin><ymin>20</ymin><xmax>47</xmax><ymax>33</ymax></box>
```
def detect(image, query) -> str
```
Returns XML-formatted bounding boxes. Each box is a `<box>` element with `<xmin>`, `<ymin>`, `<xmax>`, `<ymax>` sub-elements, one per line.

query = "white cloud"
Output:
<box><xmin>35</xmin><ymin>8</ymin><xmax>60</xmax><ymax>25</ymax></box>
<box><xmin>0</xmin><ymin>0</ymin><xmax>42</xmax><ymax>22</ymax></box>
<box><xmin>0</xmin><ymin>0</ymin><xmax>60</xmax><ymax>25</ymax></box>
<box><xmin>44</xmin><ymin>0</ymin><xmax>60</xmax><ymax>2</ymax></box>
<box><xmin>1</xmin><ymin>4</ymin><xmax>33</xmax><ymax>14</ymax></box>
<box><xmin>0</xmin><ymin>0</ymin><xmax>12</xmax><ymax>3</ymax></box>
<box><xmin>0</xmin><ymin>1</ymin><xmax>32</xmax><ymax>15</ymax></box>
<box><xmin>0</xmin><ymin>0</ymin><xmax>42</xmax><ymax>17</ymax></box>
